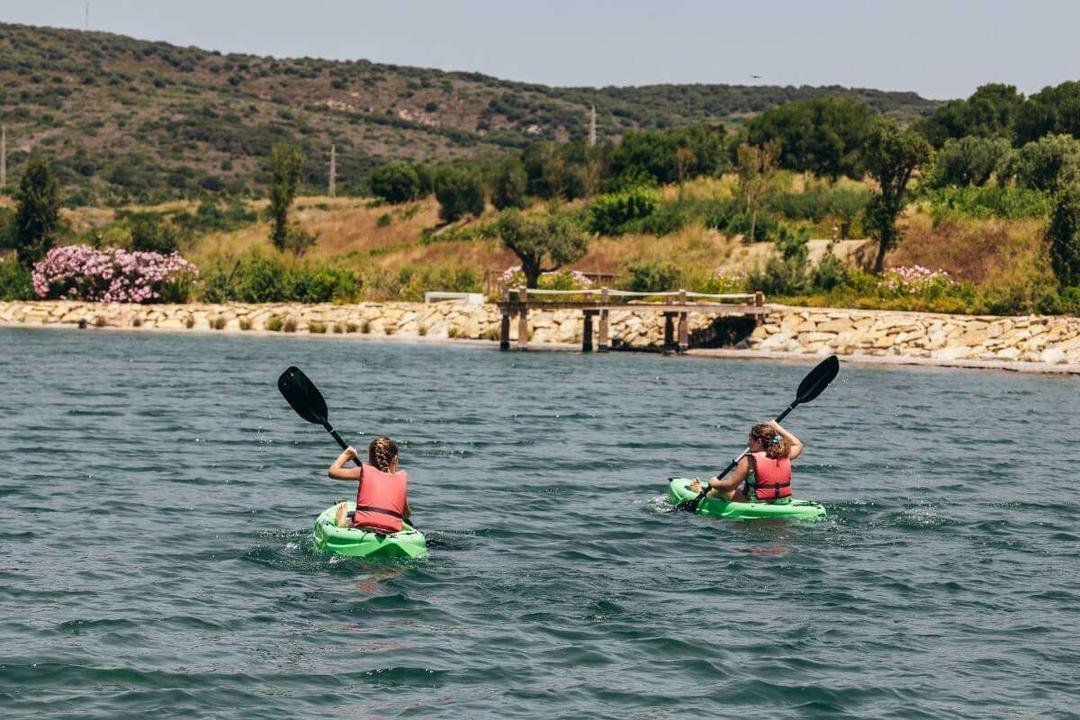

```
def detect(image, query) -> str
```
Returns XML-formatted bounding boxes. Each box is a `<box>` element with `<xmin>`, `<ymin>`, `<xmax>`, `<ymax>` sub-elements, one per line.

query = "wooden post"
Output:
<box><xmin>677</xmin><ymin>289</ymin><xmax>689</xmax><ymax>353</ymax></box>
<box><xmin>517</xmin><ymin>287</ymin><xmax>529</xmax><ymax>351</ymax></box>
<box><xmin>499</xmin><ymin>289</ymin><xmax>511</xmax><ymax>350</ymax></box>
<box><xmin>755</xmin><ymin>290</ymin><xmax>764</xmax><ymax>307</ymax></box>
<box><xmin>582</xmin><ymin>310</ymin><xmax>597</xmax><ymax>352</ymax></box>
<box><xmin>663</xmin><ymin>312</ymin><xmax>675</xmax><ymax>352</ymax></box>
<box><xmin>598</xmin><ymin>287</ymin><xmax>609</xmax><ymax>352</ymax></box>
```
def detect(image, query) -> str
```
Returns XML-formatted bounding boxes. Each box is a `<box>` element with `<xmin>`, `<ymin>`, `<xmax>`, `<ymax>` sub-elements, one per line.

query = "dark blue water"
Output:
<box><xmin>1</xmin><ymin>327</ymin><xmax>1078</xmax><ymax>719</ymax></box>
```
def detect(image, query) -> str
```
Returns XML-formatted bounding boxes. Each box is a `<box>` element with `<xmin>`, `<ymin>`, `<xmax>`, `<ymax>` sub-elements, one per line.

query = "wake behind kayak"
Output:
<box><xmin>667</xmin><ymin>478</ymin><xmax>826</xmax><ymax>520</ymax></box>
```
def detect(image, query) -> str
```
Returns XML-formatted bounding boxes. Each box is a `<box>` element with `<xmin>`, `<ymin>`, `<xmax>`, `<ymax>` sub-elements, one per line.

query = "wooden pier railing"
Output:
<box><xmin>497</xmin><ymin>287</ymin><xmax>766</xmax><ymax>352</ymax></box>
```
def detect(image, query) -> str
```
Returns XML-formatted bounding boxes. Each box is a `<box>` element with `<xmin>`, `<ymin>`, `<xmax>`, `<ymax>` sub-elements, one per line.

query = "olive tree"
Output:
<box><xmin>862</xmin><ymin>119</ymin><xmax>931</xmax><ymax>272</ymax></box>
<box><xmin>497</xmin><ymin>209</ymin><xmax>587</xmax><ymax>288</ymax></box>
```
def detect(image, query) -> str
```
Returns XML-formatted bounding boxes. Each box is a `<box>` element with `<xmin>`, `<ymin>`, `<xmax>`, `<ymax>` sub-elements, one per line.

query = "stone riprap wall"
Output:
<box><xmin>2</xmin><ymin>301</ymin><xmax>1079</xmax><ymax>366</ymax></box>
<box><xmin>751</xmin><ymin>306</ymin><xmax>1080</xmax><ymax>365</ymax></box>
<box><xmin>0</xmin><ymin>300</ymin><xmax>720</xmax><ymax>348</ymax></box>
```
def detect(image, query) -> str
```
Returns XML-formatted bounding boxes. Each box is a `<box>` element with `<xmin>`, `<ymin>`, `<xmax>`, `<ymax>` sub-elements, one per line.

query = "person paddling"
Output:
<box><xmin>690</xmin><ymin>421</ymin><xmax>804</xmax><ymax>503</ymax></box>
<box><xmin>329</xmin><ymin>436</ymin><xmax>411</xmax><ymax>532</ymax></box>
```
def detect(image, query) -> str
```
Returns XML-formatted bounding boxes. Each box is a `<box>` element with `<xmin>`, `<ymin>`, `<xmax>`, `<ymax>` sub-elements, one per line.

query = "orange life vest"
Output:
<box><xmin>747</xmin><ymin>452</ymin><xmax>792</xmax><ymax>502</ymax></box>
<box><xmin>353</xmin><ymin>463</ymin><xmax>408</xmax><ymax>534</ymax></box>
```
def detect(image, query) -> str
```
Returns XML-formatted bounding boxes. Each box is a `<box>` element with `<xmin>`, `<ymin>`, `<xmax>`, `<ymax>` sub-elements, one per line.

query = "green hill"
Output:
<box><xmin>0</xmin><ymin>22</ymin><xmax>940</xmax><ymax>203</ymax></box>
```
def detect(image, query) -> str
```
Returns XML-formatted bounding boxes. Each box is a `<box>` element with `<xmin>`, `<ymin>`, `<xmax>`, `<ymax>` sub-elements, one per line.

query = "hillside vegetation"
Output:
<box><xmin>0</xmin><ymin>22</ymin><xmax>937</xmax><ymax>203</ymax></box>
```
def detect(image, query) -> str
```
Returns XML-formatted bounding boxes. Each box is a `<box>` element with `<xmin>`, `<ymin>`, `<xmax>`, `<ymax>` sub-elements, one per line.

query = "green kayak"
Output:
<box><xmin>313</xmin><ymin>503</ymin><xmax>428</xmax><ymax>559</ymax></box>
<box><xmin>667</xmin><ymin>477</ymin><xmax>827</xmax><ymax>520</ymax></box>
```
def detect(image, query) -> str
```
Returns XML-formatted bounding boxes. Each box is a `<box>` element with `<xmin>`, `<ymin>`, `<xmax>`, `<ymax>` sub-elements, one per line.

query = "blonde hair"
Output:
<box><xmin>750</xmin><ymin>423</ymin><xmax>789</xmax><ymax>459</ymax></box>
<box><xmin>368</xmin><ymin>436</ymin><xmax>399</xmax><ymax>472</ymax></box>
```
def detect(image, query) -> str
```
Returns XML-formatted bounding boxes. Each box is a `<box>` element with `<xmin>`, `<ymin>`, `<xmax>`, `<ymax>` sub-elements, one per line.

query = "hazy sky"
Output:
<box><xmin>3</xmin><ymin>0</ymin><xmax>1077</xmax><ymax>99</ymax></box>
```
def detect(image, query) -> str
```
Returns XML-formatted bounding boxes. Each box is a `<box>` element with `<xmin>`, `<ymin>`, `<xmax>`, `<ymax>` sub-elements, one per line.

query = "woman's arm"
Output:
<box><xmin>710</xmin><ymin>455</ymin><xmax>751</xmax><ymax>496</ymax></box>
<box><xmin>328</xmin><ymin>447</ymin><xmax>364</xmax><ymax>480</ymax></box>
<box><xmin>770</xmin><ymin>421</ymin><xmax>804</xmax><ymax>460</ymax></box>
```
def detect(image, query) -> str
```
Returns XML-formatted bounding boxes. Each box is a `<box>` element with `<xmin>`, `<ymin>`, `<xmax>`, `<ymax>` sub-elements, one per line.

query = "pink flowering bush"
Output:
<box><xmin>32</xmin><ymin>245</ymin><xmax>199</xmax><ymax>303</ymax></box>
<box><xmin>498</xmin><ymin>264</ymin><xmax>594</xmax><ymax>290</ymax></box>
<box><xmin>883</xmin><ymin>265</ymin><xmax>954</xmax><ymax>294</ymax></box>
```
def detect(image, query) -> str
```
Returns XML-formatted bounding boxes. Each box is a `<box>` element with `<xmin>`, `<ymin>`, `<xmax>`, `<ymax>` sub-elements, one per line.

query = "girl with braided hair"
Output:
<box><xmin>329</xmin><ymin>436</ymin><xmax>412</xmax><ymax>533</ymax></box>
<box><xmin>690</xmin><ymin>420</ymin><xmax>804</xmax><ymax>503</ymax></box>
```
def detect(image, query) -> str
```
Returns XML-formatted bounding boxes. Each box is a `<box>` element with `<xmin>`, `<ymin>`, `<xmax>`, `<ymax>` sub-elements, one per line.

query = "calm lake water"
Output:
<box><xmin>1</xmin><ymin>327</ymin><xmax>1078</xmax><ymax>719</ymax></box>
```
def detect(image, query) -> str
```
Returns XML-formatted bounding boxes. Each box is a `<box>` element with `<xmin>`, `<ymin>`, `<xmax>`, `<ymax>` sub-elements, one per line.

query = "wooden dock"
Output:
<box><xmin>497</xmin><ymin>288</ymin><xmax>766</xmax><ymax>352</ymax></box>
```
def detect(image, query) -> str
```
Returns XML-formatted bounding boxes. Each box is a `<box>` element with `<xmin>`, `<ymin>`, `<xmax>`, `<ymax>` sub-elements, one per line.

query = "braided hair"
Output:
<box><xmin>368</xmin><ymin>436</ymin><xmax>399</xmax><ymax>472</ymax></box>
<box><xmin>749</xmin><ymin>423</ymin><xmax>789</xmax><ymax>459</ymax></box>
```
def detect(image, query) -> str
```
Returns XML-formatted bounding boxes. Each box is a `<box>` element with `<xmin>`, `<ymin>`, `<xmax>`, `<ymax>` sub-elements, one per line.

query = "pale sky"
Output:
<box><xmin>3</xmin><ymin>0</ymin><xmax>1078</xmax><ymax>100</ymax></box>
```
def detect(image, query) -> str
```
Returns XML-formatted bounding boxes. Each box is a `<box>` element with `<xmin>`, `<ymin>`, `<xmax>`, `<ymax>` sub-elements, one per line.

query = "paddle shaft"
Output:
<box><xmin>324</xmin><ymin>422</ymin><xmax>367</xmax><ymax>470</ymax></box>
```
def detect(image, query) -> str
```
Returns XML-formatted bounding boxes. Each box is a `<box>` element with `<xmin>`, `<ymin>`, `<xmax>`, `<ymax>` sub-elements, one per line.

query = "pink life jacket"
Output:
<box><xmin>748</xmin><ymin>452</ymin><xmax>792</xmax><ymax>502</ymax></box>
<box><xmin>352</xmin><ymin>463</ymin><xmax>408</xmax><ymax>534</ymax></box>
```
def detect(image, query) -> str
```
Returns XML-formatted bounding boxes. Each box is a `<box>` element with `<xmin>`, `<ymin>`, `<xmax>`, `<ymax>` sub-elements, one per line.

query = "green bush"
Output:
<box><xmin>370</xmin><ymin>162</ymin><xmax>422</xmax><ymax>204</ymax></box>
<box><xmin>624</xmin><ymin>259</ymin><xmax>680</xmax><ymax>291</ymax></box>
<box><xmin>724</xmin><ymin>212</ymin><xmax>780</xmax><ymax>242</ymax></box>
<box><xmin>0</xmin><ymin>259</ymin><xmax>34</xmax><ymax>300</ymax></box>
<box><xmin>925</xmin><ymin>185</ymin><xmax>1051</xmax><ymax>222</ymax></box>
<box><xmin>290</xmin><ymin>266</ymin><xmax>360</xmax><ymax>303</ymax></box>
<box><xmin>588</xmin><ymin>187</ymin><xmax>659</xmax><ymax>235</ymax></box>
<box><xmin>434</xmin><ymin>165</ymin><xmax>485</xmax><ymax>222</ymax></box>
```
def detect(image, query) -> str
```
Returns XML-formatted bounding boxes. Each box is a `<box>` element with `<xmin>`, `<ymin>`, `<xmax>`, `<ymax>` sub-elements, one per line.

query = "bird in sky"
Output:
<box><xmin>751</xmin><ymin>74</ymin><xmax>763</xmax><ymax>79</ymax></box>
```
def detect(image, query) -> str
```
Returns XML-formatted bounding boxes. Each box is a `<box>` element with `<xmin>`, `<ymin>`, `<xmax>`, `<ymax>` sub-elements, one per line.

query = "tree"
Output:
<box><xmin>1048</xmin><ymin>183</ymin><xmax>1080</xmax><ymax>288</ymax></box>
<box><xmin>370</xmin><ymin>162</ymin><xmax>422</xmax><ymax>204</ymax></box>
<box><xmin>268</xmin><ymin>144</ymin><xmax>303</xmax><ymax>251</ymax></box>
<box><xmin>497</xmin><ymin>209</ymin><xmax>587</xmax><ymax>288</ymax></box>
<box><xmin>862</xmin><ymin>119</ymin><xmax>931</xmax><ymax>272</ymax></box>
<box><xmin>929</xmin><ymin>136</ymin><xmax>1012</xmax><ymax>187</ymax></box>
<box><xmin>735</xmin><ymin>139</ymin><xmax>781</xmax><ymax>243</ymax></box>
<box><xmin>433</xmin><ymin>165</ymin><xmax>485</xmax><ymax>223</ymax></box>
<box><xmin>1006</xmin><ymin>134</ymin><xmax>1080</xmax><ymax>193</ymax></box>
<box><xmin>490</xmin><ymin>156</ymin><xmax>528</xmax><ymax>210</ymax></box>
<box><xmin>746</xmin><ymin>97</ymin><xmax>872</xmax><ymax>179</ymax></box>
<box><xmin>13</xmin><ymin>157</ymin><xmax>62</xmax><ymax>268</ymax></box>
<box><xmin>918</xmin><ymin>84</ymin><xmax>1024</xmax><ymax>147</ymax></box>
<box><xmin>1015</xmin><ymin>81</ymin><xmax>1080</xmax><ymax>145</ymax></box>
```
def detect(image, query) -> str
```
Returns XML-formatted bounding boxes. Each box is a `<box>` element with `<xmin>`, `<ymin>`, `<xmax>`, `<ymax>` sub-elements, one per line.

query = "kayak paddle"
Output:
<box><xmin>675</xmin><ymin>354</ymin><xmax>840</xmax><ymax>513</ymax></box>
<box><xmin>278</xmin><ymin>365</ymin><xmax>353</xmax><ymax>453</ymax></box>
<box><xmin>278</xmin><ymin>365</ymin><xmax>419</xmax><ymax>530</ymax></box>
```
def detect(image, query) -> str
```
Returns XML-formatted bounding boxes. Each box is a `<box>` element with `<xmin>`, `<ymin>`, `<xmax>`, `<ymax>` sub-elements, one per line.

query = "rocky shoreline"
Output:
<box><xmin>2</xmin><ymin>300</ymin><xmax>1078</xmax><ymax>374</ymax></box>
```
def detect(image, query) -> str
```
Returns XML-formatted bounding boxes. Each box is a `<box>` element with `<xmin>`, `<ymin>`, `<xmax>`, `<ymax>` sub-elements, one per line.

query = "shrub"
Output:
<box><xmin>290</xmin><ymin>266</ymin><xmax>359</xmax><ymax>303</ymax></box>
<box><xmin>588</xmin><ymin>187</ymin><xmax>659</xmax><ymax>235</ymax></box>
<box><xmin>282</xmin><ymin>317</ymin><xmax>297</xmax><ymax>333</ymax></box>
<box><xmin>1048</xmin><ymin>183</ymin><xmax>1080</xmax><ymax>287</ymax></box>
<box><xmin>624</xmin><ymin>259</ymin><xmax>680</xmax><ymax>292</ymax></box>
<box><xmin>128</xmin><ymin>215</ymin><xmax>181</xmax><ymax>254</ymax></box>
<box><xmin>491</xmin><ymin>156</ymin><xmax>528</xmax><ymax>210</ymax></box>
<box><xmin>211</xmin><ymin>315</ymin><xmax>226</xmax><ymax>330</ymax></box>
<box><xmin>377</xmin><ymin>213</ymin><xmax>392</xmax><ymax>227</ymax></box>
<box><xmin>32</xmin><ymin>246</ymin><xmax>199</xmax><ymax>303</ymax></box>
<box><xmin>0</xmin><ymin>259</ymin><xmax>34</xmax><ymax>300</ymax></box>
<box><xmin>924</xmin><ymin>185</ymin><xmax>1051</xmax><ymax>222</ymax></box>
<box><xmin>265</xmin><ymin>315</ymin><xmax>285</xmax><ymax>331</ymax></box>
<box><xmin>370</xmin><ymin>162</ymin><xmax>422</xmax><ymax>204</ymax></box>
<box><xmin>308</xmin><ymin>321</ymin><xmax>327</xmax><ymax>333</ymax></box>
<box><xmin>434</xmin><ymin>165</ymin><xmax>486</xmax><ymax>222</ymax></box>
<box><xmin>239</xmin><ymin>317</ymin><xmax>252</xmax><ymax>331</ymax></box>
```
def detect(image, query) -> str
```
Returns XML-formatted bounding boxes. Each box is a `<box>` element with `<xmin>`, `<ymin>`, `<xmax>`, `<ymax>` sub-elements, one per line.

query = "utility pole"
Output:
<box><xmin>328</xmin><ymin>144</ymin><xmax>336</xmax><ymax>198</ymax></box>
<box><xmin>84</xmin><ymin>1</ymin><xmax>90</xmax><ymax>31</ymax></box>
<box><xmin>1</xmin><ymin>125</ymin><xmax>6</xmax><ymax>193</ymax></box>
<box><xmin>588</xmin><ymin>105</ymin><xmax>597</xmax><ymax>147</ymax></box>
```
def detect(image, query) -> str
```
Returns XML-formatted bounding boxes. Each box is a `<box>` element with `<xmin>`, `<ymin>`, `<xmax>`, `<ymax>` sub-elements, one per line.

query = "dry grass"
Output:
<box><xmin>890</xmin><ymin>215</ymin><xmax>1050</xmax><ymax>285</ymax></box>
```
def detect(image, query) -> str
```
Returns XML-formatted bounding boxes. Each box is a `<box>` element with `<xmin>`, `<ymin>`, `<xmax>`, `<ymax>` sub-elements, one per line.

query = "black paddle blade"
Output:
<box><xmin>795</xmin><ymin>355</ymin><xmax>839</xmax><ymax>405</ymax></box>
<box><xmin>277</xmin><ymin>366</ymin><xmax>329</xmax><ymax>426</ymax></box>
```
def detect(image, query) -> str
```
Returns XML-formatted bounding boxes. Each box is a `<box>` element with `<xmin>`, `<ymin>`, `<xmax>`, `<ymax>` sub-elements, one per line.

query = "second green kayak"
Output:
<box><xmin>313</xmin><ymin>503</ymin><xmax>428</xmax><ymax>559</ymax></box>
<box><xmin>667</xmin><ymin>477</ymin><xmax>827</xmax><ymax>520</ymax></box>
